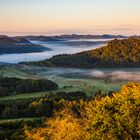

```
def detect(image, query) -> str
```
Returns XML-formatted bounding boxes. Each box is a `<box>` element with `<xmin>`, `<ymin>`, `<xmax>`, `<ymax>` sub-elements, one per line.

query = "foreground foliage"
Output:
<box><xmin>0</xmin><ymin>91</ymin><xmax>86</xmax><ymax>139</ymax></box>
<box><xmin>0</xmin><ymin>91</ymin><xmax>86</xmax><ymax>119</ymax></box>
<box><xmin>25</xmin><ymin>82</ymin><xmax>140</xmax><ymax>140</ymax></box>
<box><xmin>0</xmin><ymin>118</ymin><xmax>44</xmax><ymax>140</ymax></box>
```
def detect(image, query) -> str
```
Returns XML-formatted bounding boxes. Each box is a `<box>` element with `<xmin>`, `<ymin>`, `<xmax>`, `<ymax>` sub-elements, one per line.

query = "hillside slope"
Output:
<box><xmin>26</xmin><ymin>38</ymin><xmax>140</xmax><ymax>68</ymax></box>
<box><xmin>0</xmin><ymin>35</ymin><xmax>50</xmax><ymax>54</ymax></box>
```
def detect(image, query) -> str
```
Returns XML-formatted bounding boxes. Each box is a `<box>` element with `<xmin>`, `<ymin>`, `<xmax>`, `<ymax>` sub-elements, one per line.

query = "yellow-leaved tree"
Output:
<box><xmin>25</xmin><ymin>82</ymin><xmax>140</xmax><ymax>140</ymax></box>
<box><xmin>25</xmin><ymin>109</ymin><xmax>90</xmax><ymax>140</ymax></box>
<box><xmin>85</xmin><ymin>82</ymin><xmax>140</xmax><ymax>140</ymax></box>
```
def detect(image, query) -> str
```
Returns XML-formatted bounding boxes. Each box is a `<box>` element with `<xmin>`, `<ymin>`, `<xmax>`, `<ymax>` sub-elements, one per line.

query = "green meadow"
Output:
<box><xmin>0</xmin><ymin>65</ymin><xmax>123</xmax><ymax>101</ymax></box>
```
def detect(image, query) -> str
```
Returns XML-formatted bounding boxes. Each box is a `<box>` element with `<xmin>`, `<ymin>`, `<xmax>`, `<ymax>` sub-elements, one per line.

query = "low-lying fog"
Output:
<box><xmin>0</xmin><ymin>38</ymin><xmax>111</xmax><ymax>63</ymax></box>
<box><xmin>88</xmin><ymin>70</ymin><xmax>140</xmax><ymax>81</ymax></box>
<box><xmin>31</xmin><ymin>67</ymin><xmax>140</xmax><ymax>82</ymax></box>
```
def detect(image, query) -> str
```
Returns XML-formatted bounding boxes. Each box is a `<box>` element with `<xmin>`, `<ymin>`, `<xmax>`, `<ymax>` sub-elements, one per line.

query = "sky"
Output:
<box><xmin>0</xmin><ymin>0</ymin><xmax>140</xmax><ymax>36</ymax></box>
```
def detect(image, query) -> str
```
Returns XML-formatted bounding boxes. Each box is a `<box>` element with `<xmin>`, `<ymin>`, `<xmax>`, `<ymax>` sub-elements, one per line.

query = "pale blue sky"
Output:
<box><xmin>0</xmin><ymin>0</ymin><xmax>140</xmax><ymax>35</ymax></box>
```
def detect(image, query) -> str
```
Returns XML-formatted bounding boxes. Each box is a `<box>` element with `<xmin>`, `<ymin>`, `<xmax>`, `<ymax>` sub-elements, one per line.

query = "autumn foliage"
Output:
<box><xmin>25</xmin><ymin>82</ymin><xmax>140</xmax><ymax>140</ymax></box>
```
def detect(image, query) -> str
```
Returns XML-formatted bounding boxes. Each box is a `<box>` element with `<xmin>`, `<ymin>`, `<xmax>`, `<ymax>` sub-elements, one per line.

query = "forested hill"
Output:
<box><xmin>25</xmin><ymin>38</ymin><xmax>140</xmax><ymax>68</ymax></box>
<box><xmin>0</xmin><ymin>35</ymin><xmax>50</xmax><ymax>54</ymax></box>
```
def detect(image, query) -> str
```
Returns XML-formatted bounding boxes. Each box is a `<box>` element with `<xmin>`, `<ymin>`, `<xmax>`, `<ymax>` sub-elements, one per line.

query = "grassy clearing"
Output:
<box><xmin>49</xmin><ymin>76</ymin><xmax>122</xmax><ymax>96</ymax></box>
<box><xmin>0</xmin><ymin>77</ymin><xmax>122</xmax><ymax>101</ymax></box>
<box><xmin>0</xmin><ymin>65</ymin><xmax>43</xmax><ymax>79</ymax></box>
<box><xmin>0</xmin><ymin>86</ymin><xmax>81</xmax><ymax>101</ymax></box>
<box><xmin>0</xmin><ymin>65</ymin><xmax>123</xmax><ymax>101</ymax></box>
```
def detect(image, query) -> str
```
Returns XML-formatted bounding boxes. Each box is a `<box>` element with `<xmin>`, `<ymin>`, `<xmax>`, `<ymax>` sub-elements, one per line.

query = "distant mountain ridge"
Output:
<box><xmin>23</xmin><ymin>34</ymin><xmax>127</xmax><ymax>42</ymax></box>
<box><xmin>25</xmin><ymin>38</ymin><xmax>140</xmax><ymax>68</ymax></box>
<box><xmin>0</xmin><ymin>35</ymin><xmax>50</xmax><ymax>54</ymax></box>
<box><xmin>130</xmin><ymin>36</ymin><xmax>140</xmax><ymax>40</ymax></box>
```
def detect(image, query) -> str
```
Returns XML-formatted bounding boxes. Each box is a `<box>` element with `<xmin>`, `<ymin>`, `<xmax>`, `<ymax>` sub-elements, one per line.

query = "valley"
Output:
<box><xmin>1</xmin><ymin>0</ymin><xmax>140</xmax><ymax>139</ymax></box>
<box><xmin>0</xmin><ymin>36</ymin><xmax>123</xmax><ymax>63</ymax></box>
<box><xmin>0</xmin><ymin>36</ymin><xmax>139</xmax><ymax>140</ymax></box>
<box><xmin>0</xmin><ymin>65</ymin><xmax>139</xmax><ymax>100</ymax></box>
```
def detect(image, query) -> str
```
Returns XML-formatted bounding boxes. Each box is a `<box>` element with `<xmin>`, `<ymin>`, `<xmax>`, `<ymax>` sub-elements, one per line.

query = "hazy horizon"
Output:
<box><xmin>0</xmin><ymin>33</ymin><xmax>132</xmax><ymax>37</ymax></box>
<box><xmin>0</xmin><ymin>32</ymin><xmax>137</xmax><ymax>37</ymax></box>
<box><xmin>0</xmin><ymin>0</ymin><xmax>140</xmax><ymax>36</ymax></box>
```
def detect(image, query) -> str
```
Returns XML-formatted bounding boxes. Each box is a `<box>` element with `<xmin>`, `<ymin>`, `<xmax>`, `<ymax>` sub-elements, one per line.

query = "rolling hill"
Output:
<box><xmin>0</xmin><ymin>35</ymin><xmax>50</xmax><ymax>54</ymax></box>
<box><xmin>26</xmin><ymin>38</ymin><xmax>140</xmax><ymax>68</ymax></box>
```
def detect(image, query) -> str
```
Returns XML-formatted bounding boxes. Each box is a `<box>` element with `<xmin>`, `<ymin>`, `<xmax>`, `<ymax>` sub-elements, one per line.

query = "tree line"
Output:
<box><xmin>0</xmin><ymin>77</ymin><xmax>58</xmax><ymax>97</ymax></box>
<box><xmin>0</xmin><ymin>91</ymin><xmax>87</xmax><ymax>139</ymax></box>
<box><xmin>0</xmin><ymin>91</ymin><xmax>87</xmax><ymax>120</ymax></box>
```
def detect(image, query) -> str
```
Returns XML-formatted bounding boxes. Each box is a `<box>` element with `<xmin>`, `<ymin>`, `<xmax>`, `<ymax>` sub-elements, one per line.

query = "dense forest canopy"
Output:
<box><xmin>0</xmin><ymin>77</ymin><xmax>58</xmax><ymax>96</ymax></box>
<box><xmin>0</xmin><ymin>91</ymin><xmax>87</xmax><ymax>139</ymax></box>
<box><xmin>26</xmin><ymin>38</ymin><xmax>140</xmax><ymax>68</ymax></box>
